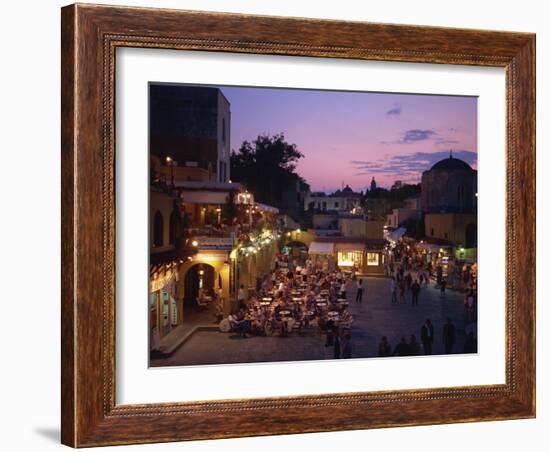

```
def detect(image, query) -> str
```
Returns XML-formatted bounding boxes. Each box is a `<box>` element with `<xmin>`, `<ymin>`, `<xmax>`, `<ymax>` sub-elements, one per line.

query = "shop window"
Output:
<box><xmin>153</xmin><ymin>211</ymin><xmax>164</xmax><ymax>247</ymax></box>
<box><xmin>366</xmin><ymin>252</ymin><xmax>380</xmax><ymax>266</ymax></box>
<box><xmin>337</xmin><ymin>250</ymin><xmax>363</xmax><ymax>267</ymax></box>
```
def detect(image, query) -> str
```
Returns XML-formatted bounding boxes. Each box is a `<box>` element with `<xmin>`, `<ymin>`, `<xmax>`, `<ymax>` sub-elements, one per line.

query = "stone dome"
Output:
<box><xmin>430</xmin><ymin>156</ymin><xmax>473</xmax><ymax>172</ymax></box>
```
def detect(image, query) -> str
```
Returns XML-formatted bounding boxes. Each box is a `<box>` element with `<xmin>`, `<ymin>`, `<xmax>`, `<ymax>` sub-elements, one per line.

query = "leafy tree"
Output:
<box><xmin>230</xmin><ymin>133</ymin><xmax>305</xmax><ymax>207</ymax></box>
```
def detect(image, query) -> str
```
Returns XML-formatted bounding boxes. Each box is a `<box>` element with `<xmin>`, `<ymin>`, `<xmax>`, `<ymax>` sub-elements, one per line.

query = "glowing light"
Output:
<box><xmin>191</xmin><ymin>240</ymin><xmax>198</xmax><ymax>247</ymax></box>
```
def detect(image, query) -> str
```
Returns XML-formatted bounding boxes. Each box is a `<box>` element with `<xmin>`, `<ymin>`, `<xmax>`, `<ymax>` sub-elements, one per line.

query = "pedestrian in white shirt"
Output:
<box><xmin>237</xmin><ymin>284</ymin><xmax>246</xmax><ymax>310</ymax></box>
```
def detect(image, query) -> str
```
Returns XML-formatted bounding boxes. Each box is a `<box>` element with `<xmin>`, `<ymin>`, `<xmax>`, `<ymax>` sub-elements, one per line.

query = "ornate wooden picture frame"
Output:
<box><xmin>61</xmin><ymin>3</ymin><xmax>535</xmax><ymax>447</ymax></box>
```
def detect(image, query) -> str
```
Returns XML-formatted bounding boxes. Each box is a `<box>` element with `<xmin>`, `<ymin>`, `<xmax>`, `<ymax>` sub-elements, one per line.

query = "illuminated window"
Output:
<box><xmin>337</xmin><ymin>251</ymin><xmax>363</xmax><ymax>267</ymax></box>
<box><xmin>366</xmin><ymin>252</ymin><xmax>379</xmax><ymax>266</ymax></box>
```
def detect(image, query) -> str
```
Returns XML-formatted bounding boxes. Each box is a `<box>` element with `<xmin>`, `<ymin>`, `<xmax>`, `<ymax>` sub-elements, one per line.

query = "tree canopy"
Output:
<box><xmin>230</xmin><ymin>133</ymin><xmax>307</xmax><ymax>207</ymax></box>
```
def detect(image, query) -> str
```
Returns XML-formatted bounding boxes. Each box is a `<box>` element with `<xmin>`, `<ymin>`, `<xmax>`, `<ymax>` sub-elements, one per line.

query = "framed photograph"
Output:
<box><xmin>61</xmin><ymin>3</ymin><xmax>536</xmax><ymax>447</ymax></box>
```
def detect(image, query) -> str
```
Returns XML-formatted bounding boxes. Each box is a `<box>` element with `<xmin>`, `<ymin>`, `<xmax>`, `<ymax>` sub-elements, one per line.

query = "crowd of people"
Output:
<box><xmin>212</xmin><ymin>240</ymin><xmax>479</xmax><ymax>360</ymax></box>
<box><xmin>385</xmin><ymin>242</ymin><xmax>478</xmax><ymax>323</ymax></box>
<box><xmin>377</xmin><ymin>317</ymin><xmax>477</xmax><ymax>357</ymax></box>
<box><xmin>219</xmin><ymin>258</ymin><xmax>359</xmax><ymax>358</ymax></box>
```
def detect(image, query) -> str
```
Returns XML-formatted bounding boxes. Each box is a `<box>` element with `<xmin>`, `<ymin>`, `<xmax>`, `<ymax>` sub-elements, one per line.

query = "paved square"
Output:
<box><xmin>152</xmin><ymin>277</ymin><xmax>476</xmax><ymax>367</ymax></box>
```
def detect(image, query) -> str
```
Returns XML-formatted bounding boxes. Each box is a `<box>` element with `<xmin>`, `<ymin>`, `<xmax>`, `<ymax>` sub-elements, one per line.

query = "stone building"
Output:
<box><xmin>149</xmin><ymin>84</ymin><xmax>231</xmax><ymax>184</ymax></box>
<box><xmin>421</xmin><ymin>153</ymin><xmax>477</xmax><ymax>214</ymax></box>
<box><xmin>308</xmin><ymin>217</ymin><xmax>387</xmax><ymax>275</ymax></box>
<box><xmin>421</xmin><ymin>154</ymin><xmax>478</xmax><ymax>252</ymax></box>
<box><xmin>304</xmin><ymin>185</ymin><xmax>362</xmax><ymax>213</ymax></box>
<box><xmin>424</xmin><ymin>213</ymin><xmax>477</xmax><ymax>248</ymax></box>
<box><xmin>149</xmin><ymin>187</ymin><xmax>190</xmax><ymax>344</ymax></box>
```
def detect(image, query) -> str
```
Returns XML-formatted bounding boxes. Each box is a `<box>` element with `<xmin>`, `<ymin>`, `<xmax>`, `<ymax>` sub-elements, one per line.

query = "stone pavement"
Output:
<box><xmin>151</xmin><ymin>277</ymin><xmax>476</xmax><ymax>367</ymax></box>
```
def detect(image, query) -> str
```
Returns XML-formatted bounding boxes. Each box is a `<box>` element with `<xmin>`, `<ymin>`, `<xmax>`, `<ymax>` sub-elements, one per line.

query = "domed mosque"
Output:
<box><xmin>421</xmin><ymin>151</ymin><xmax>477</xmax><ymax>214</ymax></box>
<box><xmin>420</xmin><ymin>151</ymin><xmax>477</xmax><ymax>250</ymax></box>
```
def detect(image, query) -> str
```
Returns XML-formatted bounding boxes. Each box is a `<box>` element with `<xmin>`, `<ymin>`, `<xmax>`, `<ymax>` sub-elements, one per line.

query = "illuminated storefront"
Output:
<box><xmin>337</xmin><ymin>250</ymin><xmax>363</xmax><ymax>268</ymax></box>
<box><xmin>366</xmin><ymin>252</ymin><xmax>380</xmax><ymax>267</ymax></box>
<box><xmin>309</xmin><ymin>237</ymin><xmax>387</xmax><ymax>275</ymax></box>
<box><xmin>149</xmin><ymin>264</ymin><xmax>180</xmax><ymax>347</ymax></box>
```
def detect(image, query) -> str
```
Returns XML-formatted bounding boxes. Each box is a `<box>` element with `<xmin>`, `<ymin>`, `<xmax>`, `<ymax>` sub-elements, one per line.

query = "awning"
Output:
<box><xmin>180</xmin><ymin>190</ymin><xmax>228</xmax><ymax>204</ymax></box>
<box><xmin>387</xmin><ymin>227</ymin><xmax>406</xmax><ymax>242</ymax></box>
<box><xmin>335</xmin><ymin>242</ymin><xmax>365</xmax><ymax>252</ymax></box>
<box><xmin>308</xmin><ymin>241</ymin><xmax>334</xmax><ymax>254</ymax></box>
<box><xmin>255</xmin><ymin>202</ymin><xmax>279</xmax><ymax>214</ymax></box>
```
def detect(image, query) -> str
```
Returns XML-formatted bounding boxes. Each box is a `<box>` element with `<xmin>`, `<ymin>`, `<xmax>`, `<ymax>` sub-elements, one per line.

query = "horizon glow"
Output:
<box><xmin>219</xmin><ymin>85</ymin><xmax>477</xmax><ymax>193</ymax></box>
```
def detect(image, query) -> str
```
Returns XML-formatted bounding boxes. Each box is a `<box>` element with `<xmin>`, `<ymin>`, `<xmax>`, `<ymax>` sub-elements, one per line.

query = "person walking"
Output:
<box><xmin>405</xmin><ymin>272</ymin><xmax>413</xmax><ymax>291</ymax></box>
<box><xmin>342</xmin><ymin>333</ymin><xmax>353</xmax><ymax>359</ymax></box>
<box><xmin>409</xmin><ymin>334</ymin><xmax>421</xmax><ymax>356</ymax></box>
<box><xmin>325</xmin><ymin>317</ymin><xmax>336</xmax><ymax>347</ymax></box>
<box><xmin>237</xmin><ymin>284</ymin><xmax>246</xmax><ymax>310</ymax></box>
<box><xmin>333</xmin><ymin>330</ymin><xmax>341</xmax><ymax>359</ymax></box>
<box><xmin>391</xmin><ymin>277</ymin><xmax>398</xmax><ymax>303</ymax></box>
<box><xmin>421</xmin><ymin>319</ymin><xmax>434</xmax><ymax>355</ymax></box>
<box><xmin>411</xmin><ymin>280</ymin><xmax>421</xmax><ymax>306</ymax></box>
<box><xmin>443</xmin><ymin>318</ymin><xmax>456</xmax><ymax>354</ymax></box>
<box><xmin>356</xmin><ymin>279</ymin><xmax>364</xmax><ymax>303</ymax></box>
<box><xmin>378</xmin><ymin>336</ymin><xmax>392</xmax><ymax>357</ymax></box>
<box><xmin>465</xmin><ymin>289</ymin><xmax>475</xmax><ymax>322</ymax></box>
<box><xmin>393</xmin><ymin>337</ymin><xmax>410</xmax><ymax>356</ymax></box>
<box><xmin>440</xmin><ymin>279</ymin><xmax>447</xmax><ymax>298</ymax></box>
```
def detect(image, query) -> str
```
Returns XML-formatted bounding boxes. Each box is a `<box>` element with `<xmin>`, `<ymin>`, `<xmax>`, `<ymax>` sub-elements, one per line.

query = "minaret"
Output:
<box><xmin>370</xmin><ymin>177</ymin><xmax>377</xmax><ymax>192</ymax></box>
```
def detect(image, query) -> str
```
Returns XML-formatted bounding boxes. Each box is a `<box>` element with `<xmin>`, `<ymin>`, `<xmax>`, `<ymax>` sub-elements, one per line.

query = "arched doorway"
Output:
<box><xmin>184</xmin><ymin>263</ymin><xmax>216</xmax><ymax>307</ymax></box>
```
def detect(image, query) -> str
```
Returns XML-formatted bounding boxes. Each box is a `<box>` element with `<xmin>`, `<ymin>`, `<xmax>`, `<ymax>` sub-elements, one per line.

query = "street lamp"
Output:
<box><xmin>165</xmin><ymin>156</ymin><xmax>177</xmax><ymax>187</ymax></box>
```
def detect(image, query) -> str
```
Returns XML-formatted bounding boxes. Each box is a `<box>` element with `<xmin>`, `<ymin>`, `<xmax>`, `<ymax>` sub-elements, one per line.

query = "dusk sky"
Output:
<box><xmin>219</xmin><ymin>85</ymin><xmax>478</xmax><ymax>193</ymax></box>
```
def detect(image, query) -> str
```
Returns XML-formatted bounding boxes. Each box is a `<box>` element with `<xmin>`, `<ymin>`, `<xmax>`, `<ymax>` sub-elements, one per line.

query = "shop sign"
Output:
<box><xmin>150</xmin><ymin>271</ymin><xmax>176</xmax><ymax>293</ymax></box>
